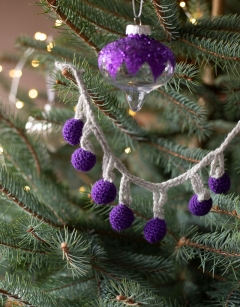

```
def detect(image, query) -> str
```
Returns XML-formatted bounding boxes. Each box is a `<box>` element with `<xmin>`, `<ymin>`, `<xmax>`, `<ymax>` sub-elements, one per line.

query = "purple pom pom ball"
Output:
<box><xmin>208</xmin><ymin>173</ymin><xmax>231</xmax><ymax>194</ymax></box>
<box><xmin>188</xmin><ymin>194</ymin><xmax>213</xmax><ymax>216</ymax></box>
<box><xmin>109</xmin><ymin>204</ymin><xmax>134</xmax><ymax>231</ymax></box>
<box><xmin>91</xmin><ymin>179</ymin><xmax>117</xmax><ymax>205</ymax></box>
<box><xmin>144</xmin><ymin>218</ymin><xmax>167</xmax><ymax>244</ymax></box>
<box><xmin>62</xmin><ymin>118</ymin><xmax>84</xmax><ymax>146</ymax></box>
<box><xmin>98</xmin><ymin>34</ymin><xmax>175</xmax><ymax>83</ymax></box>
<box><xmin>71</xmin><ymin>148</ymin><xmax>96</xmax><ymax>172</ymax></box>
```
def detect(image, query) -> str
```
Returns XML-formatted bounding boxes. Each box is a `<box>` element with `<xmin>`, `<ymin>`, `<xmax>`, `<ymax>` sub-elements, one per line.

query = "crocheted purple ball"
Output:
<box><xmin>91</xmin><ymin>179</ymin><xmax>117</xmax><ymax>205</ymax></box>
<box><xmin>62</xmin><ymin>118</ymin><xmax>84</xmax><ymax>146</ymax></box>
<box><xmin>98</xmin><ymin>34</ymin><xmax>175</xmax><ymax>82</ymax></box>
<box><xmin>208</xmin><ymin>173</ymin><xmax>231</xmax><ymax>194</ymax></box>
<box><xmin>109</xmin><ymin>204</ymin><xmax>134</xmax><ymax>231</ymax></box>
<box><xmin>144</xmin><ymin>218</ymin><xmax>167</xmax><ymax>244</ymax></box>
<box><xmin>71</xmin><ymin>148</ymin><xmax>96</xmax><ymax>172</ymax></box>
<box><xmin>188</xmin><ymin>194</ymin><xmax>213</xmax><ymax>216</ymax></box>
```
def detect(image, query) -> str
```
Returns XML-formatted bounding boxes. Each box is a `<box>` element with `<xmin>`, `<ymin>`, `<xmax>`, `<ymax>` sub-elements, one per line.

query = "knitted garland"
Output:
<box><xmin>57</xmin><ymin>62</ymin><xmax>240</xmax><ymax>244</ymax></box>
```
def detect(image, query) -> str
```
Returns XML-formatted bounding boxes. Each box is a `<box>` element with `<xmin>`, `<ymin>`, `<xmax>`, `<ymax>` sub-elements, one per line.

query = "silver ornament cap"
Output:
<box><xmin>126</xmin><ymin>24</ymin><xmax>151</xmax><ymax>35</ymax></box>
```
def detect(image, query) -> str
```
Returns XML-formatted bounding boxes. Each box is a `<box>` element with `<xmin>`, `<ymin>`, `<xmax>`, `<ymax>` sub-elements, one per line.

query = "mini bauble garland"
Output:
<box><xmin>188</xmin><ymin>195</ymin><xmax>213</xmax><ymax>216</ymax></box>
<box><xmin>144</xmin><ymin>218</ymin><xmax>167</xmax><ymax>244</ymax></box>
<box><xmin>57</xmin><ymin>62</ymin><xmax>240</xmax><ymax>244</ymax></box>
<box><xmin>71</xmin><ymin>148</ymin><xmax>96</xmax><ymax>172</ymax></box>
<box><xmin>91</xmin><ymin>179</ymin><xmax>117</xmax><ymax>205</ymax></box>
<box><xmin>109</xmin><ymin>204</ymin><xmax>135</xmax><ymax>231</ymax></box>
<box><xmin>208</xmin><ymin>173</ymin><xmax>231</xmax><ymax>194</ymax></box>
<box><xmin>62</xmin><ymin>118</ymin><xmax>84</xmax><ymax>146</ymax></box>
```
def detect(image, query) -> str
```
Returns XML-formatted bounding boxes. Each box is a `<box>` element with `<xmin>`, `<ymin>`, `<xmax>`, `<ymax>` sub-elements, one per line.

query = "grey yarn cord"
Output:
<box><xmin>56</xmin><ymin>62</ymin><xmax>240</xmax><ymax>219</ymax></box>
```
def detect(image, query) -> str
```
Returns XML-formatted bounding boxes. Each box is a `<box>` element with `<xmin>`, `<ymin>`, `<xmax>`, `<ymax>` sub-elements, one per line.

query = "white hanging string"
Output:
<box><xmin>132</xmin><ymin>0</ymin><xmax>144</xmax><ymax>24</ymax></box>
<box><xmin>190</xmin><ymin>173</ymin><xmax>210</xmax><ymax>202</ymax></box>
<box><xmin>55</xmin><ymin>62</ymin><xmax>240</xmax><ymax>217</ymax></box>
<box><xmin>210</xmin><ymin>153</ymin><xmax>225</xmax><ymax>179</ymax></box>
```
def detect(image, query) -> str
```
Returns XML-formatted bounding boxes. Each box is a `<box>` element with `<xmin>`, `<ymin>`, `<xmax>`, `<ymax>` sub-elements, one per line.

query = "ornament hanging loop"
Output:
<box><xmin>134</xmin><ymin>17</ymin><xmax>142</xmax><ymax>26</ymax></box>
<box><xmin>132</xmin><ymin>0</ymin><xmax>144</xmax><ymax>21</ymax></box>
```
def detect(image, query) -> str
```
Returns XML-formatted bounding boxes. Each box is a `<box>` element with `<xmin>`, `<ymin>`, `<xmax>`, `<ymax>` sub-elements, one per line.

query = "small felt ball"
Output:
<box><xmin>208</xmin><ymin>173</ymin><xmax>231</xmax><ymax>194</ymax></box>
<box><xmin>62</xmin><ymin>118</ymin><xmax>84</xmax><ymax>146</ymax></box>
<box><xmin>71</xmin><ymin>148</ymin><xmax>96</xmax><ymax>172</ymax></box>
<box><xmin>144</xmin><ymin>218</ymin><xmax>167</xmax><ymax>244</ymax></box>
<box><xmin>188</xmin><ymin>194</ymin><xmax>212</xmax><ymax>216</ymax></box>
<box><xmin>109</xmin><ymin>204</ymin><xmax>134</xmax><ymax>231</ymax></box>
<box><xmin>91</xmin><ymin>179</ymin><xmax>117</xmax><ymax>205</ymax></box>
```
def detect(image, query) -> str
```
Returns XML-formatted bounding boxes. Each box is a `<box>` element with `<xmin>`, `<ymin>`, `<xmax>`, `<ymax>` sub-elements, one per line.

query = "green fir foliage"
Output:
<box><xmin>0</xmin><ymin>0</ymin><xmax>240</xmax><ymax>306</ymax></box>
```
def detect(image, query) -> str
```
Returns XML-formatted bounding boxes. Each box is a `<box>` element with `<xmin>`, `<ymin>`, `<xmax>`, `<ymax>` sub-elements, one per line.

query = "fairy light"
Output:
<box><xmin>179</xmin><ymin>1</ymin><xmax>198</xmax><ymax>24</ymax></box>
<box><xmin>31</xmin><ymin>60</ymin><xmax>39</xmax><ymax>67</ymax></box>
<box><xmin>55</xmin><ymin>19</ymin><xmax>62</xmax><ymax>26</ymax></box>
<box><xmin>15</xmin><ymin>101</ymin><xmax>24</xmax><ymax>109</ymax></box>
<box><xmin>28</xmin><ymin>89</ymin><xmax>38</xmax><ymax>99</ymax></box>
<box><xmin>180</xmin><ymin>1</ymin><xmax>186</xmax><ymax>7</ymax></box>
<box><xmin>47</xmin><ymin>42</ymin><xmax>54</xmax><ymax>52</ymax></box>
<box><xmin>24</xmin><ymin>186</ymin><xmax>30</xmax><ymax>192</ymax></box>
<box><xmin>34</xmin><ymin>32</ymin><xmax>47</xmax><ymax>41</ymax></box>
<box><xmin>125</xmin><ymin>147</ymin><xmax>131</xmax><ymax>154</ymax></box>
<box><xmin>9</xmin><ymin>70</ymin><xmax>22</xmax><ymax>78</ymax></box>
<box><xmin>0</xmin><ymin>65</ymin><xmax>2</xmax><ymax>72</ymax></box>
<box><xmin>79</xmin><ymin>186</ymin><xmax>86</xmax><ymax>192</ymax></box>
<box><xmin>128</xmin><ymin>109</ymin><xmax>137</xmax><ymax>116</ymax></box>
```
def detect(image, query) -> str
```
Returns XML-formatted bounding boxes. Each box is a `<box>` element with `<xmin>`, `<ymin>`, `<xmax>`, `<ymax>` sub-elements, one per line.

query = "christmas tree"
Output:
<box><xmin>1</xmin><ymin>0</ymin><xmax>240</xmax><ymax>306</ymax></box>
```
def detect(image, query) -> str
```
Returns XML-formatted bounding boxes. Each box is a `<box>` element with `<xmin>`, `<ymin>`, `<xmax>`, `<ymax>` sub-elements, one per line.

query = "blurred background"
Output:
<box><xmin>0</xmin><ymin>0</ymin><xmax>57</xmax><ymax>110</ymax></box>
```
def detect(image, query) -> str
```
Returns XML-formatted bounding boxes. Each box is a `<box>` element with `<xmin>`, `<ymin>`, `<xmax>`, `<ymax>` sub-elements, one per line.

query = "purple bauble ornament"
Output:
<box><xmin>62</xmin><ymin>118</ymin><xmax>84</xmax><ymax>146</ymax></box>
<box><xmin>144</xmin><ymin>218</ymin><xmax>167</xmax><ymax>244</ymax></box>
<box><xmin>109</xmin><ymin>204</ymin><xmax>134</xmax><ymax>231</ymax></box>
<box><xmin>91</xmin><ymin>179</ymin><xmax>117</xmax><ymax>205</ymax></box>
<box><xmin>188</xmin><ymin>194</ymin><xmax>213</xmax><ymax>216</ymax></box>
<box><xmin>71</xmin><ymin>148</ymin><xmax>96</xmax><ymax>172</ymax></box>
<box><xmin>208</xmin><ymin>173</ymin><xmax>231</xmax><ymax>194</ymax></box>
<box><xmin>98</xmin><ymin>25</ymin><xmax>175</xmax><ymax>112</ymax></box>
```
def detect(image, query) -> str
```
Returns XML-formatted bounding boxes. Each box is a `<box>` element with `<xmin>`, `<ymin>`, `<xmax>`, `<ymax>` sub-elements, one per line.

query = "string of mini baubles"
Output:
<box><xmin>57</xmin><ymin>0</ymin><xmax>240</xmax><ymax>244</ymax></box>
<box><xmin>57</xmin><ymin>61</ymin><xmax>240</xmax><ymax>244</ymax></box>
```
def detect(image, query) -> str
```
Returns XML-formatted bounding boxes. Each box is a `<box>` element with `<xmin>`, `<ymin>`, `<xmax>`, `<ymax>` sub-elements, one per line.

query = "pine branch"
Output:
<box><xmin>168</xmin><ymin>62</ymin><xmax>200</xmax><ymax>92</ymax></box>
<box><xmin>43</xmin><ymin>276</ymin><xmax>95</xmax><ymax>293</ymax></box>
<box><xmin>156</xmin><ymin>88</ymin><xmax>211</xmax><ymax>140</ymax></box>
<box><xmin>0</xmin><ymin>114</ymin><xmax>41</xmax><ymax>175</ymax></box>
<box><xmin>0</xmin><ymin>168</ymin><xmax>63</xmax><ymax>228</ymax></box>
<box><xmin>0</xmin><ymin>288</ymin><xmax>33</xmax><ymax>307</ymax></box>
<box><xmin>151</xmin><ymin>0</ymin><xmax>180</xmax><ymax>40</ymax></box>
<box><xmin>178</xmin><ymin>236</ymin><xmax>240</xmax><ymax>258</ymax></box>
<box><xmin>46</xmin><ymin>0</ymin><xmax>99</xmax><ymax>53</ymax></box>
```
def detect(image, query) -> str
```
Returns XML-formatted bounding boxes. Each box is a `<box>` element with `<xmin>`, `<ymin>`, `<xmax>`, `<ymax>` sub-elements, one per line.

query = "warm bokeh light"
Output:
<box><xmin>9</xmin><ymin>69</ymin><xmax>22</xmax><ymax>78</ymax></box>
<box><xmin>55</xmin><ymin>19</ymin><xmax>62</xmax><ymax>26</ymax></box>
<box><xmin>0</xmin><ymin>147</ymin><xmax>3</xmax><ymax>154</ymax></box>
<box><xmin>34</xmin><ymin>32</ymin><xmax>47</xmax><ymax>41</ymax></box>
<box><xmin>180</xmin><ymin>1</ymin><xmax>186</xmax><ymax>8</ymax></box>
<box><xmin>128</xmin><ymin>109</ymin><xmax>137</xmax><ymax>116</ymax></box>
<box><xmin>16</xmin><ymin>101</ymin><xmax>24</xmax><ymax>109</ymax></box>
<box><xmin>28</xmin><ymin>89</ymin><xmax>38</xmax><ymax>99</ymax></box>
<box><xmin>190</xmin><ymin>18</ymin><xmax>196</xmax><ymax>24</ymax></box>
<box><xmin>125</xmin><ymin>147</ymin><xmax>131</xmax><ymax>154</ymax></box>
<box><xmin>24</xmin><ymin>186</ymin><xmax>31</xmax><ymax>192</ymax></box>
<box><xmin>31</xmin><ymin>60</ymin><xmax>39</xmax><ymax>67</ymax></box>
<box><xmin>0</xmin><ymin>65</ymin><xmax>2</xmax><ymax>72</ymax></box>
<box><xmin>79</xmin><ymin>186</ymin><xmax>86</xmax><ymax>192</ymax></box>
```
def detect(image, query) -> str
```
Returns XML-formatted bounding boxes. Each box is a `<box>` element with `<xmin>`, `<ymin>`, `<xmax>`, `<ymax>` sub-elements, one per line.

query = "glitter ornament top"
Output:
<box><xmin>98</xmin><ymin>25</ymin><xmax>176</xmax><ymax>112</ymax></box>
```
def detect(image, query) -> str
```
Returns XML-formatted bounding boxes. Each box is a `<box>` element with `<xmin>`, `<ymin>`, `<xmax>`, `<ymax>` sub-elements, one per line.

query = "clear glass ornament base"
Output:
<box><xmin>99</xmin><ymin>61</ymin><xmax>174</xmax><ymax>111</ymax></box>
